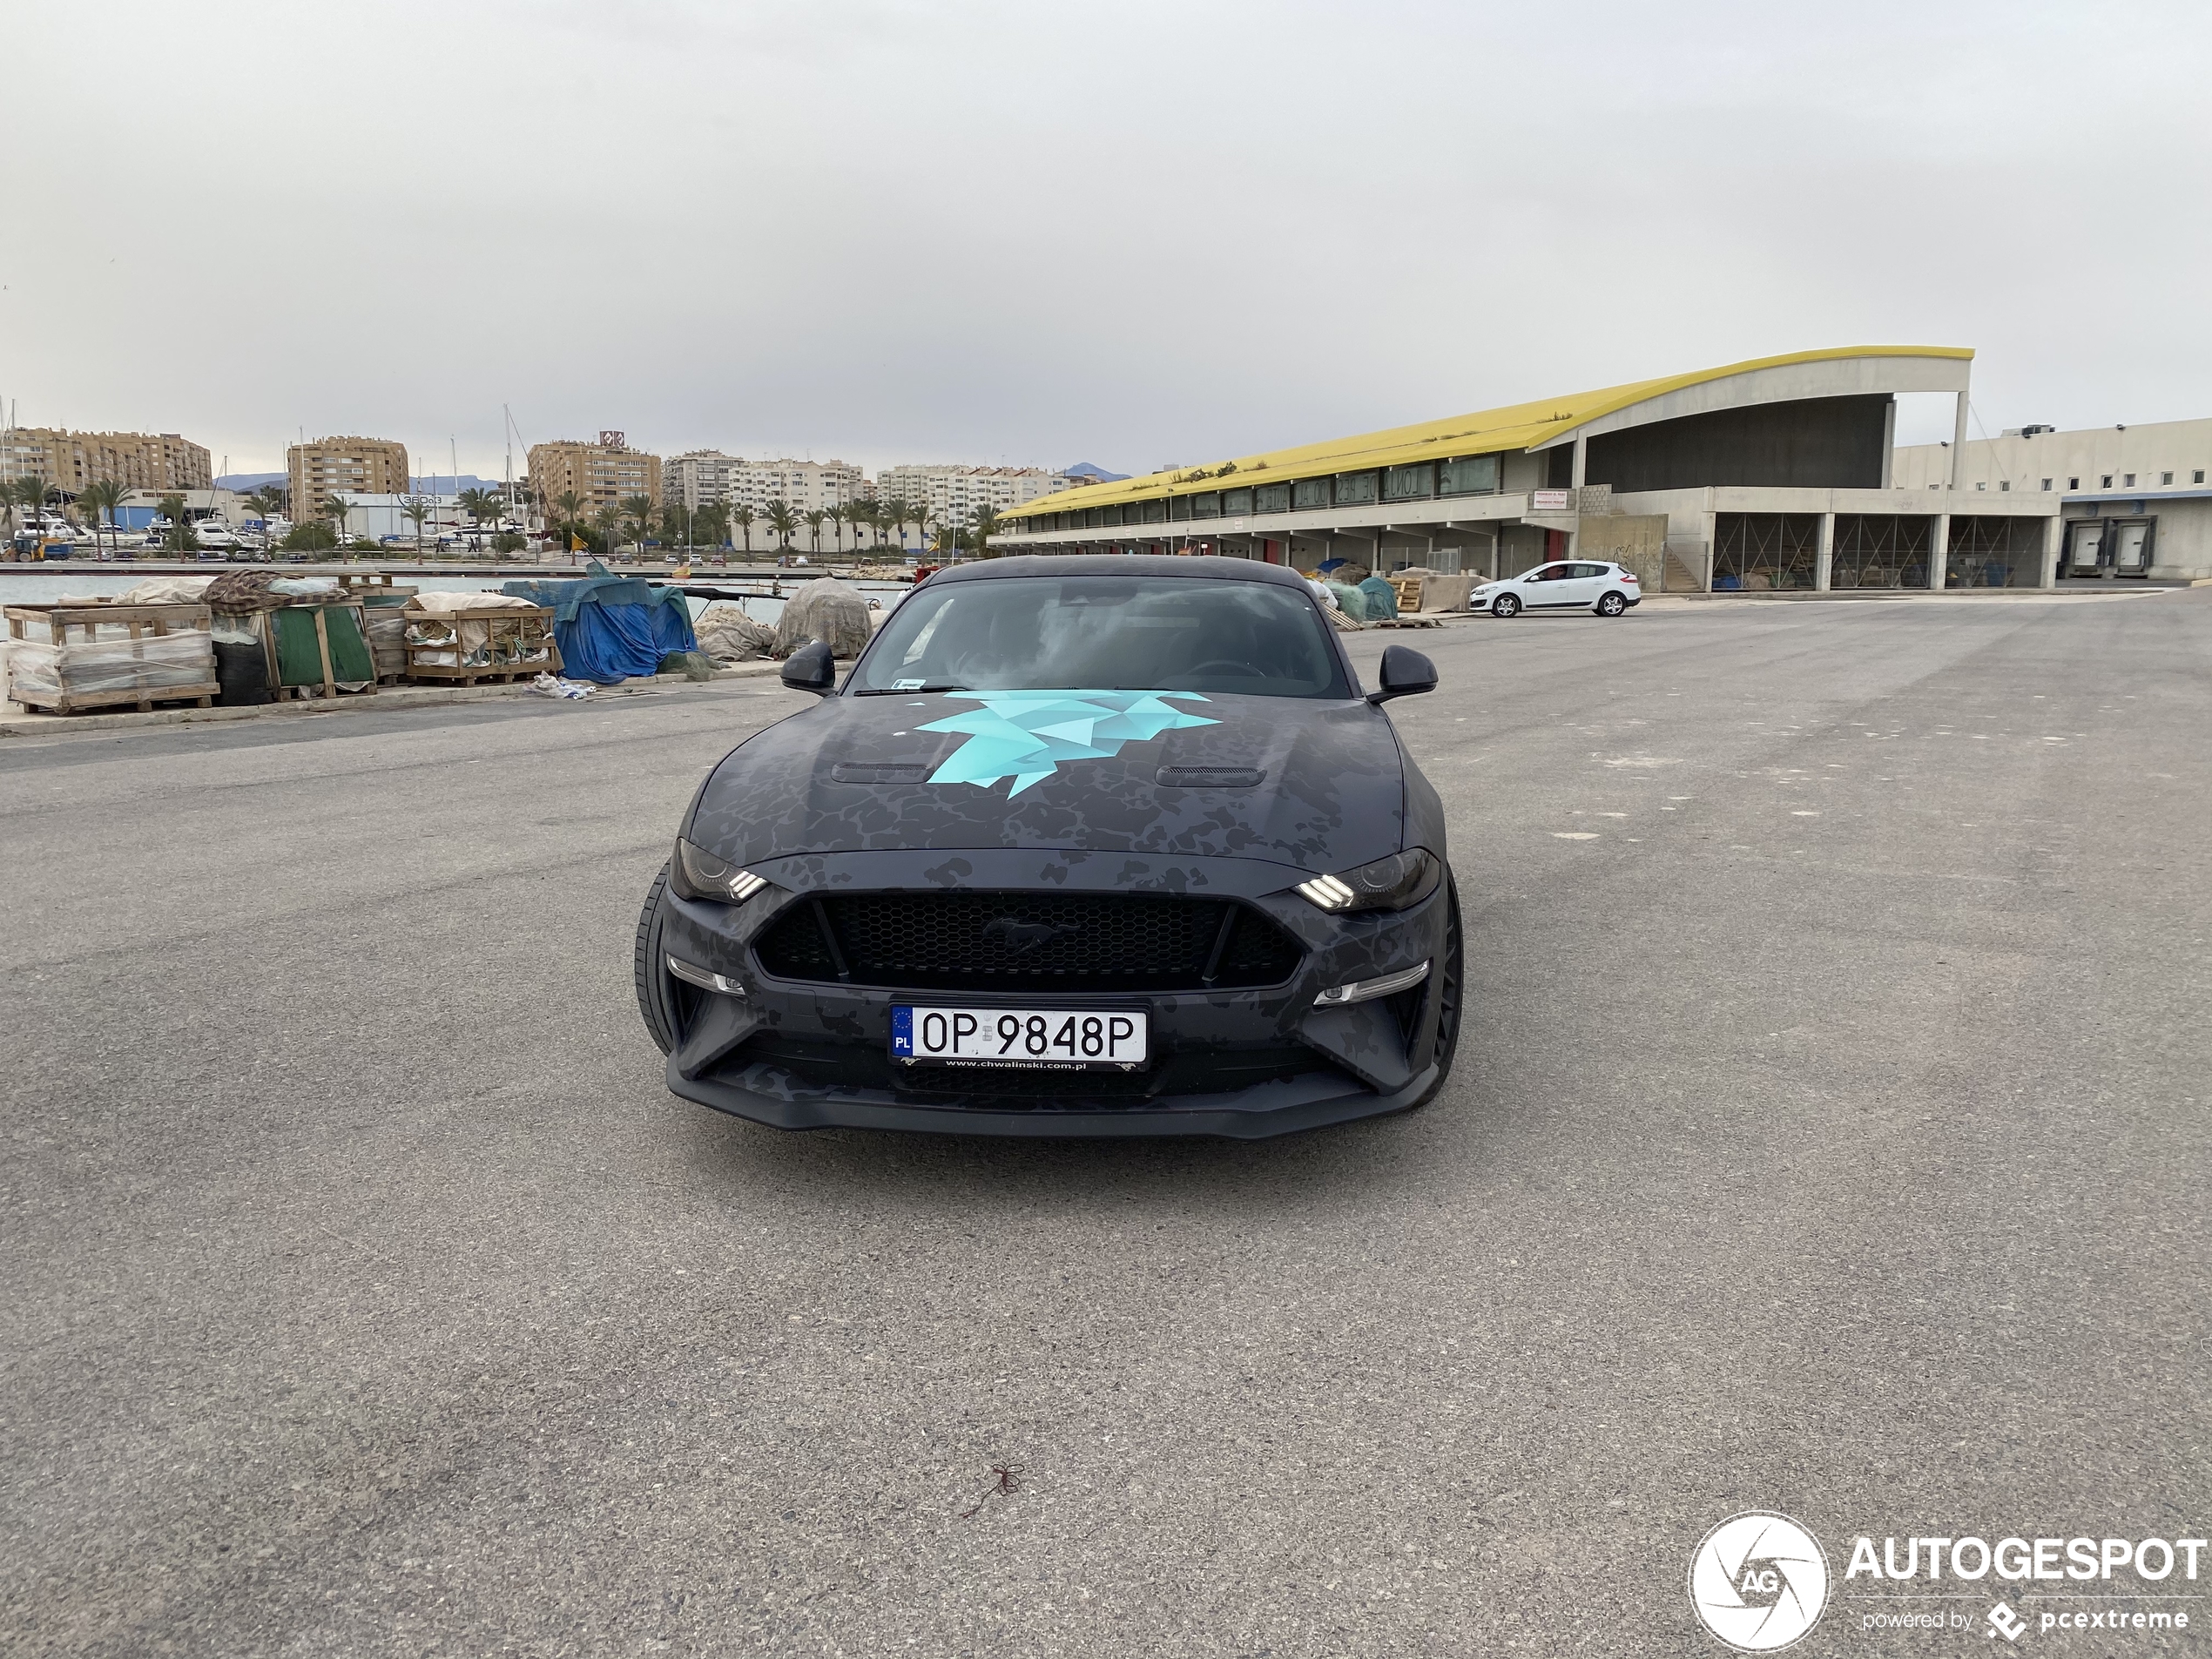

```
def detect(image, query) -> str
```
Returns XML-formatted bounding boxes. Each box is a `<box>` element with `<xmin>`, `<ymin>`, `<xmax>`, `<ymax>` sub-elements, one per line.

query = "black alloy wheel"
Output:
<box><xmin>1408</xmin><ymin>877</ymin><xmax>1464</xmax><ymax>1111</ymax></box>
<box><xmin>634</xmin><ymin>860</ymin><xmax>698</xmax><ymax>1056</ymax></box>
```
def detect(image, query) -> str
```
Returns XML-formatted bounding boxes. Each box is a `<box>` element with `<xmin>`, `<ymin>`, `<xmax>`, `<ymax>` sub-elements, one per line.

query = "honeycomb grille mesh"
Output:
<box><xmin>754</xmin><ymin>892</ymin><xmax>1302</xmax><ymax>993</ymax></box>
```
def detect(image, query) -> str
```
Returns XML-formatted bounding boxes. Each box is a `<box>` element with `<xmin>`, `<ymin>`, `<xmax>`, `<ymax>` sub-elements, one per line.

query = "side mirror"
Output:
<box><xmin>780</xmin><ymin>638</ymin><xmax>837</xmax><ymax>696</ymax></box>
<box><xmin>1367</xmin><ymin>644</ymin><xmax>1438</xmax><ymax>705</ymax></box>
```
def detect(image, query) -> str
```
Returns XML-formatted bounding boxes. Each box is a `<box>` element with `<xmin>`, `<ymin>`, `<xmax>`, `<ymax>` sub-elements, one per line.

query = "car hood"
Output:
<box><xmin>686</xmin><ymin>689</ymin><xmax>1407</xmax><ymax>874</ymax></box>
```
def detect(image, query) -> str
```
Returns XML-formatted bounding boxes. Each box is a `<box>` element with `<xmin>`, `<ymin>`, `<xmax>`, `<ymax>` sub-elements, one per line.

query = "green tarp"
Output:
<box><xmin>271</xmin><ymin>606</ymin><xmax>374</xmax><ymax>686</ymax></box>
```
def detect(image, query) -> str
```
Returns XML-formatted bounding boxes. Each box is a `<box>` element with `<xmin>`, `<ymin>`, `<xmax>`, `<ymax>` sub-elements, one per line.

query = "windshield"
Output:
<box><xmin>851</xmin><ymin>576</ymin><xmax>1349</xmax><ymax>698</ymax></box>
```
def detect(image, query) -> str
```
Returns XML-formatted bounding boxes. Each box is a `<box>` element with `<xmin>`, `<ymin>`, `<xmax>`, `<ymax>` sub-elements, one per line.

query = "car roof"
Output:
<box><xmin>927</xmin><ymin>554</ymin><xmax>1313</xmax><ymax>588</ymax></box>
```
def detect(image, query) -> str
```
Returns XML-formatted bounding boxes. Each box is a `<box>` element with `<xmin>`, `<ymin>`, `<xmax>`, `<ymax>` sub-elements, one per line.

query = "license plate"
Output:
<box><xmin>891</xmin><ymin>1006</ymin><xmax>1149</xmax><ymax>1069</ymax></box>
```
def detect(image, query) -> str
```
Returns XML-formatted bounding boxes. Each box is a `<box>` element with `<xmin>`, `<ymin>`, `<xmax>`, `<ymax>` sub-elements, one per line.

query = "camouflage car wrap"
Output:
<box><xmin>643</xmin><ymin>556</ymin><xmax>1457</xmax><ymax>1138</ymax></box>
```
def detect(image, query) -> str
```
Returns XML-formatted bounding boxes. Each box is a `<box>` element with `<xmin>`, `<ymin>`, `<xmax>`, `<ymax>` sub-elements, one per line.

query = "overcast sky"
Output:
<box><xmin>6</xmin><ymin>1</ymin><xmax>2209</xmax><ymax>479</ymax></box>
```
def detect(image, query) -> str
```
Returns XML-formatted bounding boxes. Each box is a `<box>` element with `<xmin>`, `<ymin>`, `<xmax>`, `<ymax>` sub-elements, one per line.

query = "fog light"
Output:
<box><xmin>668</xmin><ymin>955</ymin><xmax>745</xmax><ymax>996</ymax></box>
<box><xmin>1312</xmin><ymin>960</ymin><xmax>1429</xmax><ymax>1008</ymax></box>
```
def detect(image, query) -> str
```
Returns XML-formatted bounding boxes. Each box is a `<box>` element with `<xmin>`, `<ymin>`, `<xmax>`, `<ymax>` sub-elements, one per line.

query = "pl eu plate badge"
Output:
<box><xmin>892</xmin><ymin>1006</ymin><xmax>914</xmax><ymax>1059</ymax></box>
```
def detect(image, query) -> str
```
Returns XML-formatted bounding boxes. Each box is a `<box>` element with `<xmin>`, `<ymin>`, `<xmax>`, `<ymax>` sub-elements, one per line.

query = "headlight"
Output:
<box><xmin>1294</xmin><ymin>849</ymin><xmax>1441</xmax><ymax>914</ymax></box>
<box><xmin>671</xmin><ymin>837</ymin><xmax>770</xmax><ymax>903</ymax></box>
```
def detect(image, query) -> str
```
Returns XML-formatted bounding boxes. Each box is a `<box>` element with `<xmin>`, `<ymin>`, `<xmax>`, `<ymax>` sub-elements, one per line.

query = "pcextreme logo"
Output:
<box><xmin>1689</xmin><ymin>1512</ymin><xmax>1831</xmax><ymax>1652</ymax></box>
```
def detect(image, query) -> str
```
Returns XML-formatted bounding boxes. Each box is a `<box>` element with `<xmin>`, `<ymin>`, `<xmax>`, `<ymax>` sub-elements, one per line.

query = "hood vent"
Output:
<box><xmin>1155</xmin><ymin>765</ymin><xmax>1265</xmax><ymax>788</ymax></box>
<box><xmin>830</xmin><ymin>763</ymin><xmax>930</xmax><ymax>784</ymax></box>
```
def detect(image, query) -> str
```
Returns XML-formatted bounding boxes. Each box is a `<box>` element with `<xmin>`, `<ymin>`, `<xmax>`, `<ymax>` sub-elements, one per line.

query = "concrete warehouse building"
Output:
<box><xmin>287</xmin><ymin>436</ymin><xmax>410</xmax><ymax>512</ymax></box>
<box><xmin>527</xmin><ymin>435</ymin><xmax>662</xmax><ymax>516</ymax></box>
<box><xmin>1</xmin><ymin>427</ymin><xmax>213</xmax><ymax>496</ymax></box>
<box><xmin>995</xmin><ymin>347</ymin><xmax>2065</xmax><ymax>592</ymax></box>
<box><xmin>1892</xmin><ymin>417</ymin><xmax>2212</xmax><ymax>583</ymax></box>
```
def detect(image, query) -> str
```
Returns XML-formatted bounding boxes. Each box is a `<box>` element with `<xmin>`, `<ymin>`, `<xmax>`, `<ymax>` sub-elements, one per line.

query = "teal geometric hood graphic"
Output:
<box><xmin>919</xmin><ymin>690</ymin><xmax>1218</xmax><ymax>795</ymax></box>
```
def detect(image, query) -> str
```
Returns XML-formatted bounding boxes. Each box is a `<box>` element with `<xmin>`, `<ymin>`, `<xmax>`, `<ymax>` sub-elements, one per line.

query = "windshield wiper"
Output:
<box><xmin>854</xmin><ymin>683</ymin><xmax>968</xmax><ymax>696</ymax></box>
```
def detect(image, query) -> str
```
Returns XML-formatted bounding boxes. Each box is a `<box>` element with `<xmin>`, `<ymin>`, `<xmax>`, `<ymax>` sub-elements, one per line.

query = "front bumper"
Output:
<box><xmin>654</xmin><ymin>848</ymin><xmax>1451</xmax><ymax>1139</ymax></box>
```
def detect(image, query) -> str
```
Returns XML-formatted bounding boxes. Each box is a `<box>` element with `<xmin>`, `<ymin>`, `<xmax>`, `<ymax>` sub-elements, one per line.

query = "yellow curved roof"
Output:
<box><xmin>1006</xmin><ymin>345</ymin><xmax>1973</xmax><ymax>521</ymax></box>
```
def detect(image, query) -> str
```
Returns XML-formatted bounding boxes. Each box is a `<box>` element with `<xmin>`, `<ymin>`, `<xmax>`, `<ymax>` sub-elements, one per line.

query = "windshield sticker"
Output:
<box><xmin>918</xmin><ymin>691</ymin><xmax>1218</xmax><ymax>795</ymax></box>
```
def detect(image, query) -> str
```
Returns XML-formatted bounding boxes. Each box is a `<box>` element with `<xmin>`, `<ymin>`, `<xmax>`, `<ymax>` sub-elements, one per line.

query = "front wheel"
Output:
<box><xmin>1596</xmin><ymin>590</ymin><xmax>1628</xmax><ymax>617</ymax></box>
<box><xmin>1491</xmin><ymin>593</ymin><xmax>1521</xmax><ymax>618</ymax></box>
<box><xmin>634</xmin><ymin>860</ymin><xmax>696</xmax><ymax>1055</ymax></box>
<box><xmin>1408</xmin><ymin>878</ymin><xmax>1464</xmax><ymax>1110</ymax></box>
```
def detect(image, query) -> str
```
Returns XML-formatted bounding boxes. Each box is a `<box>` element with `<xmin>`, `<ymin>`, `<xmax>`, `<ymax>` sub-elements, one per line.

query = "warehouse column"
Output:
<box><xmin>2039</xmin><ymin>514</ymin><xmax>2061</xmax><ymax>589</ymax></box>
<box><xmin>1567</xmin><ymin>434</ymin><xmax>1588</xmax><ymax>559</ymax></box>
<box><xmin>1815</xmin><ymin>512</ymin><xmax>1834</xmax><ymax>592</ymax></box>
<box><xmin>1929</xmin><ymin>513</ymin><xmax>1950</xmax><ymax>590</ymax></box>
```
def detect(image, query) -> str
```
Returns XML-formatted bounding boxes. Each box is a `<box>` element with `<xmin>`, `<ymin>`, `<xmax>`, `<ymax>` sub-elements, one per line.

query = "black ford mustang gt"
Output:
<box><xmin>635</xmin><ymin>555</ymin><xmax>1460</xmax><ymax>1138</ymax></box>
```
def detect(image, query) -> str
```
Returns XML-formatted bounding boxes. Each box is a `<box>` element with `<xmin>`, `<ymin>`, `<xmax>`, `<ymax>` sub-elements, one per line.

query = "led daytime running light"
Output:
<box><xmin>1296</xmin><ymin>873</ymin><xmax>1358</xmax><ymax>911</ymax></box>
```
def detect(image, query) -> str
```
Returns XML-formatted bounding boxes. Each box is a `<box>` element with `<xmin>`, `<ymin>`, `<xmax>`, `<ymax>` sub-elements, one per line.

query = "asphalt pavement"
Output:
<box><xmin>4</xmin><ymin>590</ymin><xmax>2207</xmax><ymax>1657</ymax></box>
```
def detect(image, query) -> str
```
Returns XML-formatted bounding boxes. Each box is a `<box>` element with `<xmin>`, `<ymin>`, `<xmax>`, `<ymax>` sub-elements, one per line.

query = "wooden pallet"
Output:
<box><xmin>401</xmin><ymin>604</ymin><xmax>560</xmax><ymax>685</ymax></box>
<box><xmin>3</xmin><ymin>602</ymin><xmax>221</xmax><ymax>714</ymax></box>
<box><xmin>405</xmin><ymin>664</ymin><xmax>549</xmax><ymax>687</ymax></box>
<box><xmin>11</xmin><ymin>685</ymin><xmax>216</xmax><ymax>714</ymax></box>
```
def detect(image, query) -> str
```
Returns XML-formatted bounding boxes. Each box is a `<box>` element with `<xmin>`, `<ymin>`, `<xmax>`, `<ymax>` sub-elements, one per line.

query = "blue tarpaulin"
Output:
<box><xmin>500</xmin><ymin>573</ymin><xmax>697</xmax><ymax>685</ymax></box>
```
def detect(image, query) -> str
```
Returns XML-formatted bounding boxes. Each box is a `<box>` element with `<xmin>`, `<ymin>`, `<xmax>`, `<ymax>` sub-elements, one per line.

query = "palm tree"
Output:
<box><xmin>554</xmin><ymin>490</ymin><xmax>584</xmax><ymax>554</ymax></box>
<box><xmin>401</xmin><ymin>496</ymin><xmax>435</xmax><ymax>556</ymax></box>
<box><xmin>79</xmin><ymin>479</ymin><xmax>126</xmax><ymax>558</ymax></box>
<box><xmin>971</xmin><ymin>505</ymin><xmax>1004</xmax><ymax>559</ymax></box>
<box><xmin>157</xmin><ymin>492</ymin><xmax>196</xmax><ymax>553</ymax></box>
<box><xmin>593</xmin><ymin>503</ymin><xmax>623</xmax><ymax>559</ymax></box>
<box><xmin>763</xmin><ymin>499</ymin><xmax>799</xmax><ymax>554</ymax></box>
<box><xmin>909</xmin><ymin>503</ymin><xmax>934</xmax><ymax>559</ymax></box>
<box><xmin>246</xmin><ymin>485</ymin><xmax>286</xmax><ymax>548</ymax></box>
<box><xmin>456</xmin><ymin>486</ymin><xmax>499</xmax><ymax>551</ymax></box>
<box><xmin>321</xmin><ymin>493</ymin><xmax>353</xmax><ymax>545</ymax></box>
<box><xmin>730</xmin><ymin>503</ymin><xmax>755</xmax><ymax>557</ymax></box>
<box><xmin>884</xmin><ymin>498</ymin><xmax>911</xmax><ymax>553</ymax></box>
<box><xmin>802</xmin><ymin>508</ymin><xmax>826</xmax><ymax>559</ymax></box>
<box><xmin>8</xmin><ymin>475</ymin><xmax>49</xmax><ymax>542</ymax></box>
<box><xmin>618</xmin><ymin>494</ymin><xmax>655</xmax><ymax>561</ymax></box>
<box><xmin>823</xmin><ymin>502</ymin><xmax>845</xmax><ymax>555</ymax></box>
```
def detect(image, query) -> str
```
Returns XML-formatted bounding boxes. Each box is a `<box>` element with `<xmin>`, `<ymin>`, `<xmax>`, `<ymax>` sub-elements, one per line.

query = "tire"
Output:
<box><xmin>1408</xmin><ymin>877</ymin><xmax>1464</xmax><ymax>1110</ymax></box>
<box><xmin>1596</xmin><ymin>590</ymin><xmax>1627</xmax><ymax>617</ymax></box>
<box><xmin>1491</xmin><ymin>593</ymin><xmax>1521</xmax><ymax>618</ymax></box>
<box><xmin>634</xmin><ymin>860</ymin><xmax>693</xmax><ymax>1055</ymax></box>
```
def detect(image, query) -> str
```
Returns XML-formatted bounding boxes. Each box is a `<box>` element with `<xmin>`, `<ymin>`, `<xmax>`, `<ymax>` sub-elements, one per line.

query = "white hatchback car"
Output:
<box><xmin>1472</xmin><ymin>561</ymin><xmax>1642</xmax><ymax>617</ymax></box>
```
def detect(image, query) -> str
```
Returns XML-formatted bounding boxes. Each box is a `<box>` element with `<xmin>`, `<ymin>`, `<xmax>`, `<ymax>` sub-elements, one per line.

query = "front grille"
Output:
<box><xmin>753</xmin><ymin>892</ymin><xmax>1302</xmax><ymax>993</ymax></box>
<box><xmin>723</xmin><ymin>1034</ymin><xmax>1337</xmax><ymax>1103</ymax></box>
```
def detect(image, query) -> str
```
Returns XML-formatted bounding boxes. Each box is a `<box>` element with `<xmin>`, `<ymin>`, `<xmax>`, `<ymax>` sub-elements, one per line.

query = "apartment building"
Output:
<box><xmin>873</xmin><ymin>464</ymin><xmax>1078</xmax><ymax>527</ymax></box>
<box><xmin>527</xmin><ymin>434</ymin><xmax>663</xmax><ymax>516</ymax></box>
<box><xmin>2</xmin><ymin>427</ymin><xmax>213</xmax><ymax>495</ymax></box>
<box><xmin>728</xmin><ymin>458</ymin><xmax>865</xmax><ymax>514</ymax></box>
<box><xmin>664</xmin><ymin>450</ymin><xmax>745</xmax><ymax>511</ymax></box>
<box><xmin>287</xmin><ymin>436</ymin><xmax>411</xmax><ymax>511</ymax></box>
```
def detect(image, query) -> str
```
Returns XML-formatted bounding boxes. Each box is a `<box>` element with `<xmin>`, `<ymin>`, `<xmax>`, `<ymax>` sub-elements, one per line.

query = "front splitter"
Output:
<box><xmin>666</xmin><ymin>1055</ymin><xmax>1441</xmax><ymax>1140</ymax></box>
